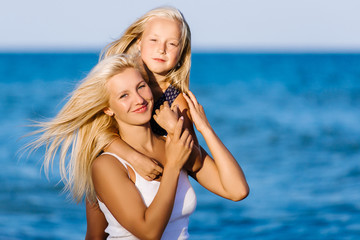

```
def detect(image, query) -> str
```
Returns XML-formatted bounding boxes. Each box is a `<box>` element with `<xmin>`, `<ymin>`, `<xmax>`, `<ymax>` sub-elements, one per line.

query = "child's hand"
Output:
<box><xmin>165</xmin><ymin>117</ymin><xmax>193</xmax><ymax>171</ymax></box>
<box><xmin>153</xmin><ymin>101</ymin><xmax>179</xmax><ymax>135</ymax></box>
<box><xmin>183</xmin><ymin>91</ymin><xmax>211</xmax><ymax>134</ymax></box>
<box><xmin>134</xmin><ymin>155</ymin><xmax>164</xmax><ymax>181</ymax></box>
<box><xmin>105</xmin><ymin>138</ymin><xmax>163</xmax><ymax>181</ymax></box>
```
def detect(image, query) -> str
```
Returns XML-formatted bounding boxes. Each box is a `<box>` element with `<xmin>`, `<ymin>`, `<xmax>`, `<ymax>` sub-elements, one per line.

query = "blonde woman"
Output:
<box><xmin>29</xmin><ymin>54</ymin><xmax>248</xmax><ymax>239</ymax></box>
<box><xmin>29</xmin><ymin>55</ymin><xmax>194</xmax><ymax>239</ymax></box>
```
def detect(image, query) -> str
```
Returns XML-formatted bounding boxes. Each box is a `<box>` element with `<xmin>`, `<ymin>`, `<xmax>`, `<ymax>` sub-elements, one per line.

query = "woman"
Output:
<box><xmin>29</xmin><ymin>54</ymin><xmax>248</xmax><ymax>239</ymax></box>
<box><xmin>29</xmin><ymin>54</ymin><xmax>194</xmax><ymax>239</ymax></box>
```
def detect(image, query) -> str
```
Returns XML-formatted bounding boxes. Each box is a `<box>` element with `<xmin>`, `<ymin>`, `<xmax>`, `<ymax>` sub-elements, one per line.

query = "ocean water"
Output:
<box><xmin>1</xmin><ymin>53</ymin><xmax>359</xmax><ymax>239</ymax></box>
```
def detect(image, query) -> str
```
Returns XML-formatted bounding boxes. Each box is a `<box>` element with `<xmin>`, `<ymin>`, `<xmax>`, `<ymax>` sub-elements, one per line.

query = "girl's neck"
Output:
<box><xmin>146</xmin><ymin>68</ymin><xmax>170</xmax><ymax>92</ymax></box>
<box><xmin>148</xmin><ymin>77</ymin><xmax>170</xmax><ymax>101</ymax></box>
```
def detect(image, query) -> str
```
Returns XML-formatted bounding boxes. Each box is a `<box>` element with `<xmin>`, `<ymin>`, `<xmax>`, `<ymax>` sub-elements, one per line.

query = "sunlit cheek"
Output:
<box><xmin>167</xmin><ymin>45</ymin><xmax>180</xmax><ymax>52</ymax></box>
<box><xmin>140</xmin><ymin>88</ymin><xmax>153</xmax><ymax>99</ymax></box>
<box><xmin>142</xmin><ymin>41</ymin><xmax>156</xmax><ymax>52</ymax></box>
<box><xmin>112</xmin><ymin>100</ymin><xmax>130</xmax><ymax>115</ymax></box>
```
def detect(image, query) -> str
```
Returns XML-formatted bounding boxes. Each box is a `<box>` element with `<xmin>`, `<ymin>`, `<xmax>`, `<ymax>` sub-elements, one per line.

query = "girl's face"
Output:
<box><xmin>105</xmin><ymin>68</ymin><xmax>153</xmax><ymax>127</ymax></box>
<box><xmin>138</xmin><ymin>17</ymin><xmax>182</xmax><ymax>79</ymax></box>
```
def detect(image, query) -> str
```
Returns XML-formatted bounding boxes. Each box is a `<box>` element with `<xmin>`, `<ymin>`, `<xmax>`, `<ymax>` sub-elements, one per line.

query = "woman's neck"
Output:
<box><xmin>118</xmin><ymin>123</ymin><xmax>156</xmax><ymax>153</ymax></box>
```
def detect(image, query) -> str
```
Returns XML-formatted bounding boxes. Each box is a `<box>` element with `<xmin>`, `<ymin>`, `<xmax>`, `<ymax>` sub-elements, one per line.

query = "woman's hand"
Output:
<box><xmin>183</xmin><ymin>91</ymin><xmax>211</xmax><ymax>134</ymax></box>
<box><xmin>153</xmin><ymin>101</ymin><xmax>179</xmax><ymax>135</ymax></box>
<box><xmin>165</xmin><ymin>116</ymin><xmax>193</xmax><ymax>171</ymax></box>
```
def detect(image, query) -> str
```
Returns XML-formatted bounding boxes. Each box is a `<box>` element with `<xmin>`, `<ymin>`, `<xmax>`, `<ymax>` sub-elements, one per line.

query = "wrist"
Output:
<box><xmin>198</xmin><ymin>123</ymin><xmax>213</xmax><ymax>135</ymax></box>
<box><xmin>164</xmin><ymin>125</ymin><xmax>176</xmax><ymax>136</ymax></box>
<box><xmin>163</xmin><ymin>164</ymin><xmax>181</xmax><ymax>176</ymax></box>
<box><xmin>131</xmin><ymin>151</ymin><xmax>144</xmax><ymax>165</ymax></box>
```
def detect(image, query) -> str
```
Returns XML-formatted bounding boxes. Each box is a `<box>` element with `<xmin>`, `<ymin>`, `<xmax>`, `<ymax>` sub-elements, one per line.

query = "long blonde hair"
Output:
<box><xmin>28</xmin><ymin>55</ymin><xmax>138</xmax><ymax>203</ymax></box>
<box><xmin>100</xmin><ymin>6</ymin><xmax>191</xmax><ymax>93</ymax></box>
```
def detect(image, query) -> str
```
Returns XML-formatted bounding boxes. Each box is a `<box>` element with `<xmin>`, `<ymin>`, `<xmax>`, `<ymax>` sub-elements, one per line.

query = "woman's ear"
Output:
<box><xmin>103</xmin><ymin>107</ymin><xmax>114</xmax><ymax>116</ymax></box>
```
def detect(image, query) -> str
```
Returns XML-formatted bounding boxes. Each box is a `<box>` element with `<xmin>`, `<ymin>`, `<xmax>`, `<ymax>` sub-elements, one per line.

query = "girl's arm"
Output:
<box><xmin>183</xmin><ymin>91</ymin><xmax>249</xmax><ymax>201</ymax></box>
<box><xmin>105</xmin><ymin>137</ymin><xmax>163</xmax><ymax>180</ymax></box>
<box><xmin>85</xmin><ymin>200</ymin><xmax>108</xmax><ymax>240</ymax></box>
<box><xmin>91</xmin><ymin>118</ymin><xmax>193</xmax><ymax>240</ymax></box>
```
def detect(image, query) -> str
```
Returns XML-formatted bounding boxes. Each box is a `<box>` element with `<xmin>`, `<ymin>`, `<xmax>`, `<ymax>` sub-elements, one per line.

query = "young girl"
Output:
<box><xmin>30</xmin><ymin>55</ymin><xmax>248</xmax><ymax>239</ymax></box>
<box><xmin>99</xmin><ymin>6</ymin><xmax>202</xmax><ymax>181</ymax></box>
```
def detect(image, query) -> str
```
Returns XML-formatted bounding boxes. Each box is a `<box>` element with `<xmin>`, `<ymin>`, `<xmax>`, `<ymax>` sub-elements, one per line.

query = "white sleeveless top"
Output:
<box><xmin>97</xmin><ymin>152</ymin><xmax>197</xmax><ymax>240</ymax></box>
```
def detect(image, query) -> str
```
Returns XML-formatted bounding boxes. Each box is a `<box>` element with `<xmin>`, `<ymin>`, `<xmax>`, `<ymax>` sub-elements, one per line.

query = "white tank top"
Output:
<box><xmin>97</xmin><ymin>152</ymin><xmax>197</xmax><ymax>240</ymax></box>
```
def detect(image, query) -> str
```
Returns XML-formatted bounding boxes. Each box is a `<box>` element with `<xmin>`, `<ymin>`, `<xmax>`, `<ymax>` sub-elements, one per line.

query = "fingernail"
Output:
<box><xmin>180</xmin><ymin>116</ymin><xmax>184</xmax><ymax>120</ymax></box>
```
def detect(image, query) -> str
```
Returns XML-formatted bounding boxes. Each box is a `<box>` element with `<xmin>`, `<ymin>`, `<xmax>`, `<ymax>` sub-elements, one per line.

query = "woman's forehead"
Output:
<box><xmin>108</xmin><ymin>69</ymin><xmax>143</xmax><ymax>91</ymax></box>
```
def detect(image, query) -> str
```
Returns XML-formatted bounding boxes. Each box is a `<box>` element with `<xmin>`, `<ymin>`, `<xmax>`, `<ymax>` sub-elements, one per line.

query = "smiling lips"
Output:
<box><xmin>153</xmin><ymin>58</ymin><xmax>166</xmax><ymax>62</ymax></box>
<box><xmin>133</xmin><ymin>103</ymin><xmax>148</xmax><ymax>113</ymax></box>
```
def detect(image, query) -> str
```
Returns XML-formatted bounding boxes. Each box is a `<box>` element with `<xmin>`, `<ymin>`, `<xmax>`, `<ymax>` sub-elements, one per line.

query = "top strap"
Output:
<box><xmin>101</xmin><ymin>152</ymin><xmax>137</xmax><ymax>179</ymax></box>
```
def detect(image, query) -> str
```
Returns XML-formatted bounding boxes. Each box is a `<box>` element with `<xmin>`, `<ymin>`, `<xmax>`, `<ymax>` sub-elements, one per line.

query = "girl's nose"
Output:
<box><xmin>157</xmin><ymin>42</ymin><xmax>166</xmax><ymax>54</ymax></box>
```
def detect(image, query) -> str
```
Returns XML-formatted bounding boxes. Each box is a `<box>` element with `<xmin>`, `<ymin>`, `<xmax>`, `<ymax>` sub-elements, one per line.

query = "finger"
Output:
<box><xmin>189</xmin><ymin>139</ymin><xmax>194</xmax><ymax>149</ymax></box>
<box><xmin>151</xmin><ymin>170</ymin><xmax>160</xmax><ymax>177</ymax></box>
<box><xmin>151</xmin><ymin>168</ymin><xmax>162</xmax><ymax>176</ymax></box>
<box><xmin>153</xmin><ymin>164</ymin><xmax>163</xmax><ymax>174</ymax></box>
<box><xmin>182</xmin><ymin>93</ymin><xmax>194</xmax><ymax>110</ymax></box>
<box><xmin>145</xmin><ymin>175</ymin><xmax>153</xmax><ymax>181</ymax></box>
<box><xmin>173</xmin><ymin>116</ymin><xmax>184</xmax><ymax>140</ymax></box>
<box><xmin>171</xmin><ymin>104</ymin><xmax>180</xmax><ymax>118</ymax></box>
<box><xmin>185</xmin><ymin>134</ymin><xmax>193</xmax><ymax>148</ymax></box>
<box><xmin>187</xmin><ymin>91</ymin><xmax>199</xmax><ymax>106</ymax></box>
<box><xmin>163</xmin><ymin>101</ymin><xmax>170</xmax><ymax>108</ymax></box>
<box><xmin>170</xmin><ymin>103</ymin><xmax>178</xmax><ymax>111</ymax></box>
<box><xmin>153</xmin><ymin>114</ymin><xmax>158</xmax><ymax>123</ymax></box>
<box><xmin>180</xmin><ymin>128</ymin><xmax>190</xmax><ymax>143</ymax></box>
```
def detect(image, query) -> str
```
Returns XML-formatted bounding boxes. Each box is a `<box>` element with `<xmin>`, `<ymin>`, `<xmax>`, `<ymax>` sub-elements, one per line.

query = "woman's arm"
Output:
<box><xmin>92</xmin><ymin>118</ymin><xmax>193</xmax><ymax>240</ymax></box>
<box><xmin>105</xmin><ymin>137</ymin><xmax>163</xmax><ymax>180</ymax></box>
<box><xmin>153</xmin><ymin>95</ymin><xmax>203</xmax><ymax>173</ymax></box>
<box><xmin>183</xmin><ymin>91</ymin><xmax>249</xmax><ymax>201</ymax></box>
<box><xmin>85</xmin><ymin>200</ymin><xmax>108</xmax><ymax>240</ymax></box>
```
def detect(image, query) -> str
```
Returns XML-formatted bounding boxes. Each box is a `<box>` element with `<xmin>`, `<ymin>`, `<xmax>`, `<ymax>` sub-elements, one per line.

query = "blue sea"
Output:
<box><xmin>1</xmin><ymin>52</ymin><xmax>359</xmax><ymax>239</ymax></box>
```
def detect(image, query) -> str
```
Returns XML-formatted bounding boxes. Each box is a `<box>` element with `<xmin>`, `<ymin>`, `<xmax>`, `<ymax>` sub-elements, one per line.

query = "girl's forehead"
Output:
<box><xmin>144</xmin><ymin>17</ymin><xmax>181</xmax><ymax>34</ymax></box>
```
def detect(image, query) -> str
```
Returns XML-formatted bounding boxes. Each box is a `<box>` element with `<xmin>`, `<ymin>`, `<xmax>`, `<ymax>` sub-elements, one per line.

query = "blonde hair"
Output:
<box><xmin>28</xmin><ymin>55</ymin><xmax>138</xmax><ymax>203</ymax></box>
<box><xmin>100</xmin><ymin>6</ymin><xmax>191</xmax><ymax>93</ymax></box>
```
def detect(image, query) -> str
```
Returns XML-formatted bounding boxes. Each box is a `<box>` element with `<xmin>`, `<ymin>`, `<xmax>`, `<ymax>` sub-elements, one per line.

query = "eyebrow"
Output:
<box><xmin>147</xmin><ymin>34</ymin><xmax>180</xmax><ymax>41</ymax></box>
<box><xmin>114</xmin><ymin>80</ymin><xmax>146</xmax><ymax>96</ymax></box>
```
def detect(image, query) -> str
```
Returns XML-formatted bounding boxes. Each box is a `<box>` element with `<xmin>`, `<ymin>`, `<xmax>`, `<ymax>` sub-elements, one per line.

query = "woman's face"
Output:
<box><xmin>138</xmin><ymin>17</ymin><xmax>182</xmax><ymax>79</ymax></box>
<box><xmin>105</xmin><ymin>68</ymin><xmax>153</xmax><ymax>127</ymax></box>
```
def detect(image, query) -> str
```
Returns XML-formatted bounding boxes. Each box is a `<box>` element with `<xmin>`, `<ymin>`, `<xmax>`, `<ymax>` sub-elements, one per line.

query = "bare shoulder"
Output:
<box><xmin>91</xmin><ymin>153</ymin><xmax>128</xmax><ymax>178</ymax></box>
<box><xmin>173</xmin><ymin>93</ymin><xmax>194</xmax><ymax>122</ymax></box>
<box><xmin>173</xmin><ymin>93</ymin><xmax>189</xmax><ymax>110</ymax></box>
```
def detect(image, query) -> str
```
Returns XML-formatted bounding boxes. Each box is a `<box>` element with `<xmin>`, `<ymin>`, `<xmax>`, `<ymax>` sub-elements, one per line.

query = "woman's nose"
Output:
<box><xmin>134</xmin><ymin>92</ymin><xmax>145</xmax><ymax>104</ymax></box>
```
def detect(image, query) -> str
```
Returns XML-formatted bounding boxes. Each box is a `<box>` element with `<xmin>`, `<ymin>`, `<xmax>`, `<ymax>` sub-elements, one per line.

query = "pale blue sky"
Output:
<box><xmin>1</xmin><ymin>0</ymin><xmax>360</xmax><ymax>52</ymax></box>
